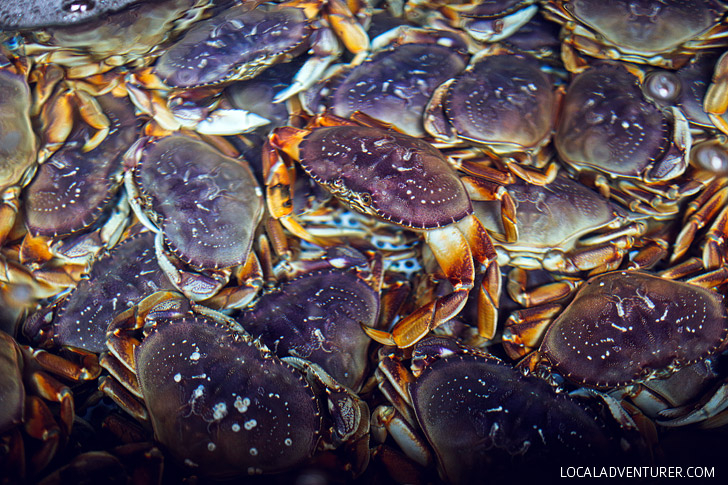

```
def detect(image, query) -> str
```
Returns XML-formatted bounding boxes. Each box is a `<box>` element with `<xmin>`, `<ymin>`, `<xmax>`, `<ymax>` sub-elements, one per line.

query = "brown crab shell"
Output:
<box><xmin>298</xmin><ymin>125</ymin><xmax>471</xmax><ymax>229</ymax></box>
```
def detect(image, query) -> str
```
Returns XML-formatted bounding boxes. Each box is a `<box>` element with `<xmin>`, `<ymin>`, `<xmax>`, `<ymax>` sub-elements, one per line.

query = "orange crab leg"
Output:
<box><xmin>461</xmin><ymin>175</ymin><xmax>518</xmax><ymax>242</ymax></box>
<box><xmin>364</xmin><ymin>225</ymin><xmax>474</xmax><ymax>348</ymax></box>
<box><xmin>264</xmin><ymin>137</ymin><xmax>337</xmax><ymax>247</ymax></box>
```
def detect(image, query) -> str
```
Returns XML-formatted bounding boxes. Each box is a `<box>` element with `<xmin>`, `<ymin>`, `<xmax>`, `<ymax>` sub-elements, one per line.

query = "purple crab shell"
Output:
<box><xmin>133</xmin><ymin>134</ymin><xmax>263</xmax><ymax>269</ymax></box>
<box><xmin>23</xmin><ymin>231</ymin><xmax>176</xmax><ymax>352</ymax></box>
<box><xmin>542</xmin><ymin>271</ymin><xmax>728</xmax><ymax>388</ymax></box>
<box><xmin>410</xmin><ymin>352</ymin><xmax>615</xmax><ymax>483</ymax></box>
<box><xmin>135</xmin><ymin>314</ymin><xmax>321</xmax><ymax>477</ymax></box>
<box><xmin>154</xmin><ymin>4</ymin><xmax>309</xmax><ymax>88</ymax></box>
<box><xmin>239</xmin><ymin>269</ymin><xmax>378</xmax><ymax>390</ymax></box>
<box><xmin>23</xmin><ymin>94</ymin><xmax>137</xmax><ymax>237</ymax></box>
<box><xmin>298</xmin><ymin>125</ymin><xmax>471</xmax><ymax>229</ymax></box>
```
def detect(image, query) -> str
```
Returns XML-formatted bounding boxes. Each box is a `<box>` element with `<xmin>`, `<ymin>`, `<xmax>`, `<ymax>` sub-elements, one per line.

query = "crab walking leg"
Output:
<box><xmin>706</xmin><ymin>51</ymin><xmax>728</xmax><ymax>135</ymax></box>
<box><xmin>264</xmin><ymin>135</ymin><xmax>339</xmax><ymax>247</ymax></box>
<box><xmin>461</xmin><ymin>176</ymin><xmax>517</xmax><ymax>242</ymax></box>
<box><xmin>365</xmin><ymin>225</ymin><xmax>475</xmax><ymax>348</ymax></box>
<box><xmin>456</xmin><ymin>214</ymin><xmax>500</xmax><ymax>339</ymax></box>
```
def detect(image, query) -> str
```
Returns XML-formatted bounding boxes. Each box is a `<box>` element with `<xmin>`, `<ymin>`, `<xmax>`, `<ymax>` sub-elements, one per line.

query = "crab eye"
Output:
<box><xmin>360</xmin><ymin>193</ymin><xmax>372</xmax><ymax>206</ymax></box>
<box><xmin>643</xmin><ymin>71</ymin><xmax>680</xmax><ymax>103</ymax></box>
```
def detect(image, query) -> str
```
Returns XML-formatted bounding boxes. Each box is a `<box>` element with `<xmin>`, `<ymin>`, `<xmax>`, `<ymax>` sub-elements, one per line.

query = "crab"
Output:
<box><xmin>125</xmin><ymin>0</ymin><xmax>369</xmax><ymax>135</ymax></box>
<box><xmin>99</xmin><ymin>291</ymin><xmax>369</xmax><ymax>478</ymax></box>
<box><xmin>22</xmin><ymin>229</ymin><xmax>177</xmax><ymax>354</ymax></box>
<box><xmin>510</xmin><ymin>269</ymin><xmax>728</xmax><ymax>427</ymax></box>
<box><xmin>0</xmin><ymin>52</ymin><xmax>38</xmax><ymax>246</ymax></box>
<box><xmin>372</xmin><ymin>335</ymin><xmax>639</xmax><ymax>483</ymax></box>
<box><xmin>542</xmin><ymin>0</ymin><xmax>728</xmax><ymax>71</ymax></box>
<box><xmin>643</xmin><ymin>54</ymin><xmax>726</xmax><ymax>132</ymax></box>
<box><xmin>554</xmin><ymin>61</ymin><xmax>701</xmax><ymax>218</ymax></box>
<box><xmin>302</xmin><ymin>26</ymin><xmax>471</xmax><ymax>137</ymax></box>
<box><xmin>424</xmin><ymin>44</ymin><xmax>562</xmax><ymax>182</ymax></box>
<box><xmin>405</xmin><ymin>0</ymin><xmax>539</xmax><ymax>44</ymax></box>
<box><xmin>14</xmin><ymin>94</ymin><xmax>138</xmax><ymax>290</ymax></box>
<box><xmin>0</xmin><ymin>330</ymin><xmax>101</xmax><ymax>482</ymax></box>
<box><xmin>267</xmin><ymin>113</ymin><xmax>501</xmax><ymax>347</ymax></box>
<box><xmin>472</xmin><ymin>174</ymin><xmax>656</xmax><ymax>310</ymax></box>
<box><xmin>8</xmin><ymin>0</ymin><xmax>213</xmax><ymax>78</ymax></box>
<box><xmin>124</xmin><ymin>133</ymin><xmax>265</xmax><ymax>307</ymax></box>
<box><xmin>237</xmin><ymin>248</ymin><xmax>382</xmax><ymax>392</ymax></box>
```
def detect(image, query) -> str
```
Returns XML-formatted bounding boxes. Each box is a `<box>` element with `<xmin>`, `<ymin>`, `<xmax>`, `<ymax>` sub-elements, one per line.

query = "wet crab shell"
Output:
<box><xmin>298</xmin><ymin>125</ymin><xmax>471</xmax><ymax>229</ymax></box>
<box><xmin>541</xmin><ymin>271</ymin><xmax>728</xmax><ymax>388</ymax></box>
<box><xmin>135</xmin><ymin>312</ymin><xmax>321</xmax><ymax>477</ymax></box>
<box><xmin>473</xmin><ymin>175</ymin><xmax>636</xmax><ymax>260</ymax></box>
<box><xmin>555</xmin><ymin>62</ymin><xmax>679</xmax><ymax>181</ymax></box>
<box><xmin>154</xmin><ymin>3</ymin><xmax>310</xmax><ymax>89</ymax></box>
<box><xmin>130</xmin><ymin>134</ymin><xmax>263</xmax><ymax>270</ymax></box>
<box><xmin>324</xmin><ymin>42</ymin><xmax>468</xmax><ymax>137</ymax></box>
<box><xmin>22</xmin><ymin>94</ymin><xmax>137</xmax><ymax>238</ymax></box>
<box><xmin>436</xmin><ymin>52</ymin><xmax>557</xmax><ymax>150</ymax></box>
<box><xmin>410</xmin><ymin>352</ymin><xmax>617</xmax><ymax>483</ymax></box>
<box><xmin>238</xmin><ymin>269</ymin><xmax>379</xmax><ymax>391</ymax></box>
<box><xmin>0</xmin><ymin>63</ymin><xmax>37</xmax><ymax>191</ymax></box>
<box><xmin>23</xmin><ymin>231</ymin><xmax>176</xmax><ymax>352</ymax></box>
<box><xmin>556</xmin><ymin>0</ymin><xmax>728</xmax><ymax>57</ymax></box>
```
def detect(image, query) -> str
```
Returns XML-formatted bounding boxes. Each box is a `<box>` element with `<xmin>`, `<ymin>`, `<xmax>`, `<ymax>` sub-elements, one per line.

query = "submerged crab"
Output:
<box><xmin>373</xmin><ymin>336</ymin><xmax>634</xmax><ymax>483</ymax></box>
<box><xmin>267</xmin><ymin>114</ymin><xmax>501</xmax><ymax>346</ymax></box>
<box><xmin>238</xmin><ymin>265</ymin><xmax>380</xmax><ymax>392</ymax></box>
<box><xmin>22</xmin><ymin>230</ymin><xmax>177</xmax><ymax>354</ymax></box>
<box><xmin>9</xmin><ymin>0</ymin><xmax>212</xmax><ymax>78</ymax></box>
<box><xmin>124</xmin><ymin>133</ymin><xmax>264</xmax><ymax>306</ymax></box>
<box><xmin>473</xmin><ymin>175</ymin><xmax>649</xmax><ymax>276</ymax></box>
<box><xmin>100</xmin><ymin>291</ymin><xmax>369</xmax><ymax>478</ymax></box>
<box><xmin>543</xmin><ymin>0</ymin><xmax>728</xmax><ymax>71</ymax></box>
<box><xmin>303</xmin><ymin>26</ymin><xmax>471</xmax><ymax>137</ymax></box>
<box><xmin>0</xmin><ymin>53</ymin><xmax>38</xmax><ymax>245</ymax></box>
<box><xmin>424</xmin><ymin>44</ymin><xmax>561</xmax><ymax>181</ymax></box>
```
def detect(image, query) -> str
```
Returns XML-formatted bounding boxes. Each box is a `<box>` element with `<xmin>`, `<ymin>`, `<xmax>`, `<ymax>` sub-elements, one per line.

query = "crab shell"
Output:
<box><xmin>22</xmin><ymin>231</ymin><xmax>176</xmax><ymax>353</ymax></box>
<box><xmin>239</xmin><ymin>269</ymin><xmax>379</xmax><ymax>391</ymax></box>
<box><xmin>426</xmin><ymin>50</ymin><xmax>558</xmax><ymax>153</ymax></box>
<box><xmin>473</xmin><ymin>175</ymin><xmax>641</xmax><ymax>269</ymax></box>
<box><xmin>555</xmin><ymin>62</ymin><xmax>687</xmax><ymax>183</ymax></box>
<box><xmin>126</xmin><ymin>134</ymin><xmax>263</xmax><ymax>270</ymax></box>
<box><xmin>134</xmin><ymin>309</ymin><xmax>322</xmax><ymax>477</ymax></box>
<box><xmin>13</xmin><ymin>0</ymin><xmax>211</xmax><ymax>75</ymax></box>
<box><xmin>544</xmin><ymin>0</ymin><xmax>728</xmax><ymax>69</ymax></box>
<box><xmin>23</xmin><ymin>94</ymin><xmax>137</xmax><ymax>239</ymax></box>
<box><xmin>0</xmin><ymin>61</ymin><xmax>37</xmax><ymax>192</ymax></box>
<box><xmin>297</xmin><ymin>125</ymin><xmax>472</xmax><ymax>229</ymax></box>
<box><xmin>153</xmin><ymin>3</ymin><xmax>310</xmax><ymax>89</ymax></box>
<box><xmin>541</xmin><ymin>270</ymin><xmax>728</xmax><ymax>388</ymax></box>
<box><xmin>307</xmin><ymin>28</ymin><xmax>470</xmax><ymax>137</ymax></box>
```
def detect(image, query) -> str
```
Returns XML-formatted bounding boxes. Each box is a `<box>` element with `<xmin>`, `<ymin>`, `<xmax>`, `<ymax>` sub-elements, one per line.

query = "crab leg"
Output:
<box><xmin>364</xmin><ymin>225</ymin><xmax>474</xmax><ymax>348</ymax></box>
<box><xmin>265</xmin><ymin>133</ymin><xmax>341</xmax><ymax>247</ymax></box>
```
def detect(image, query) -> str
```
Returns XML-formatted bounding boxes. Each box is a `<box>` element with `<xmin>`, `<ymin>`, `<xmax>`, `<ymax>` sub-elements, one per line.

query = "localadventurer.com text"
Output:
<box><xmin>560</xmin><ymin>466</ymin><xmax>715</xmax><ymax>479</ymax></box>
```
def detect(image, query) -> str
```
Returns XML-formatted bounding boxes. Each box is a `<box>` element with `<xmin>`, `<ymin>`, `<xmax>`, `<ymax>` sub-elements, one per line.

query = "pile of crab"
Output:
<box><xmin>2</xmin><ymin>0</ymin><xmax>728</xmax><ymax>483</ymax></box>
